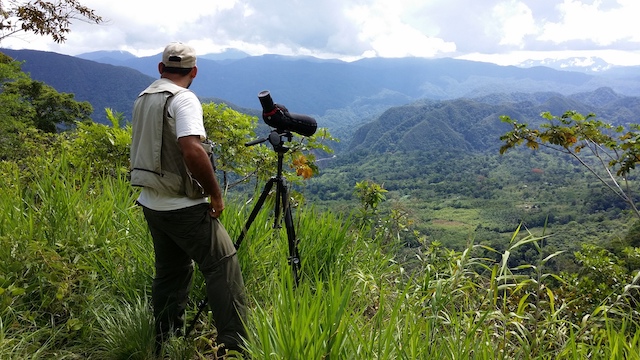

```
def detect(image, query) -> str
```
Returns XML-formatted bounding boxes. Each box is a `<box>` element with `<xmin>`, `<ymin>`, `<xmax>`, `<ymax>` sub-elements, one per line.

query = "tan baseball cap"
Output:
<box><xmin>162</xmin><ymin>42</ymin><xmax>196</xmax><ymax>68</ymax></box>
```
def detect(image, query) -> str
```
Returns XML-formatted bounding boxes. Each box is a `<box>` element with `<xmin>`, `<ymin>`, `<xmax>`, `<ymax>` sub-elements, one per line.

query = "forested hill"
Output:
<box><xmin>349</xmin><ymin>88</ymin><xmax>640</xmax><ymax>154</ymax></box>
<box><xmin>0</xmin><ymin>48</ymin><xmax>154</xmax><ymax>124</ymax></box>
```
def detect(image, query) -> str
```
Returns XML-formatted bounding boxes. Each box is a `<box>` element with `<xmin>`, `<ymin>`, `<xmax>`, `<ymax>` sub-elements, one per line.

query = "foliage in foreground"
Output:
<box><xmin>0</xmin><ymin>0</ymin><xmax>103</xmax><ymax>44</ymax></box>
<box><xmin>1</xmin><ymin>137</ymin><xmax>640</xmax><ymax>359</ymax></box>
<box><xmin>501</xmin><ymin>110</ymin><xmax>640</xmax><ymax>219</ymax></box>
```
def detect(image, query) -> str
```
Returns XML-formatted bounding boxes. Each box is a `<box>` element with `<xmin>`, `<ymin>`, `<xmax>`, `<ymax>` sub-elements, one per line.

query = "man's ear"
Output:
<box><xmin>191</xmin><ymin>66</ymin><xmax>198</xmax><ymax>78</ymax></box>
<box><xmin>158</xmin><ymin>62</ymin><xmax>165</xmax><ymax>75</ymax></box>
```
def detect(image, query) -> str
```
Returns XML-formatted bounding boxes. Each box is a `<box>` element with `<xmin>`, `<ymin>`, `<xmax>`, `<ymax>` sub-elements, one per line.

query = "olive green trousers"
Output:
<box><xmin>142</xmin><ymin>203</ymin><xmax>247</xmax><ymax>347</ymax></box>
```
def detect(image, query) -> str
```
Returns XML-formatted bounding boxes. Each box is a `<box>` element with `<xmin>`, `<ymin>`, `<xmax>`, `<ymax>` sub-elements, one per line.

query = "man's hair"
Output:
<box><xmin>163</xmin><ymin>66</ymin><xmax>193</xmax><ymax>76</ymax></box>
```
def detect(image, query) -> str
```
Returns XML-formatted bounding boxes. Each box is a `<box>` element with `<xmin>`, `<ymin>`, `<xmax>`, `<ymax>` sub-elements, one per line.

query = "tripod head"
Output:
<box><xmin>245</xmin><ymin>129</ymin><xmax>292</xmax><ymax>154</ymax></box>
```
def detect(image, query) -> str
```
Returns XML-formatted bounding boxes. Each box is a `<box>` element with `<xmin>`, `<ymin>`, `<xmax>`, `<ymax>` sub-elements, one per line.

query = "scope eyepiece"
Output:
<box><xmin>258</xmin><ymin>90</ymin><xmax>276</xmax><ymax>115</ymax></box>
<box><xmin>258</xmin><ymin>90</ymin><xmax>317</xmax><ymax>137</ymax></box>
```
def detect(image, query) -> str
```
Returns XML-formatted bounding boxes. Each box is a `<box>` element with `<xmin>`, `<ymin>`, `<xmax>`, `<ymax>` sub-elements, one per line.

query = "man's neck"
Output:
<box><xmin>161</xmin><ymin>74</ymin><xmax>190</xmax><ymax>89</ymax></box>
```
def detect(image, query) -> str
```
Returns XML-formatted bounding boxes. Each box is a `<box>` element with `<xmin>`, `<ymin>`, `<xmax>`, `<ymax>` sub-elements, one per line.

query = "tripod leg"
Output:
<box><xmin>235</xmin><ymin>178</ymin><xmax>276</xmax><ymax>249</ymax></box>
<box><xmin>278</xmin><ymin>179</ymin><xmax>301</xmax><ymax>286</ymax></box>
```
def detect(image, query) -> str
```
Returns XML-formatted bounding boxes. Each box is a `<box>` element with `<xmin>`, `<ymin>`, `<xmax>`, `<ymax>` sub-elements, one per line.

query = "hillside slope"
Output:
<box><xmin>1</xmin><ymin>49</ymin><xmax>154</xmax><ymax>124</ymax></box>
<box><xmin>349</xmin><ymin>89</ymin><xmax>640</xmax><ymax>154</ymax></box>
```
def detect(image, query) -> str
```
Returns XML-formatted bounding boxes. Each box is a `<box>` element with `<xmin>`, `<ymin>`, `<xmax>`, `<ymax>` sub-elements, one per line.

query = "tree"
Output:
<box><xmin>353</xmin><ymin>180</ymin><xmax>387</xmax><ymax>227</ymax></box>
<box><xmin>202</xmin><ymin>102</ymin><xmax>264</xmax><ymax>191</ymax></box>
<box><xmin>0</xmin><ymin>55</ymin><xmax>92</xmax><ymax>160</ymax></box>
<box><xmin>0</xmin><ymin>51</ymin><xmax>30</xmax><ymax>124</ymax></box>
<box><xmin>65</xmin><ymin>108</ymin><xmax>131</xmax><ymax>176</ymax></box>
<box><xmin>202</xmin><ymin>101</ymin><xmax>337</xmax><ymax>192</ymax></box>
<box><xmin>0</xmin><ymin>50</ymin><xmax>25</xmax><ymax>81</ymax></box>
<box><xmin>1</xmin><ymin>71</ymin><xmax>93</xmax><ymax>132</ymax></box>
<box><xmin>0</xmin><ymin>0</ymin><xmax>102</xmax><ymax>43</ymax></box>
<box><xmin>500</xmin><ymin>111</ymin><xmax>640</xmax><ymax>219</ymax></box>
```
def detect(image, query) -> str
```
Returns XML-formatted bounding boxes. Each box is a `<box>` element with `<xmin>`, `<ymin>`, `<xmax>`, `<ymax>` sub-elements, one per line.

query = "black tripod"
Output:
<box><xmin>235</xmin><ymin>129</ymin><xmax>301</xmax><ymax>284</ymax></box>
<box><xmin>187</xmin><ymin>129</ymin><xmax>301</xmax><ymax>336</ymax></box>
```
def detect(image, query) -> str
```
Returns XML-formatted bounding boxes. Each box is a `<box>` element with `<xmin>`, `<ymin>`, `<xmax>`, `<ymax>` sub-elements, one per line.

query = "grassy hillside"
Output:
<box><xmin>1</xmin><ymin>123</ymin><xmax>640</xmax><ymax>359</ymax></box>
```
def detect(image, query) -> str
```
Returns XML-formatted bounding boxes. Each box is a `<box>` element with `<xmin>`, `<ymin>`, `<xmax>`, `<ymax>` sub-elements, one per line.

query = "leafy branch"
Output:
<box><xmin>0</xmin><ymin>0</ymin><xmax>102</xmax><ymax>43</ymax></box>
<box><xmin>500</xmin><ymin>111</ymin><xmax>640</xmax><ymax>219</ymax></box>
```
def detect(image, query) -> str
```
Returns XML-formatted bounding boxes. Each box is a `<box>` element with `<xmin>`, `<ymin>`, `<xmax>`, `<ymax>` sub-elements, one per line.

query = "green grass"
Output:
<box><xmin>1</xmin><ymin>154</ymin><xmax>640</xmax><ymax>359</ymax></box>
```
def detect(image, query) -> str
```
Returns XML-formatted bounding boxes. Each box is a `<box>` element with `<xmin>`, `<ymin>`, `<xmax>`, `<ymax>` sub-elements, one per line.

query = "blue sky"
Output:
<box><xmin>2</xmin><ymin>0</ymin><xmax>640</xmax><ymax>66</ymax></box>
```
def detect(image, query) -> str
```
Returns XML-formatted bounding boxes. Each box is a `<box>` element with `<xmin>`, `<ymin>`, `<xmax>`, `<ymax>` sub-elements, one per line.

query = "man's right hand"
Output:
<box><xmin>209</xmin><ymin>200</ymin><xmax>224</xmax><ymax>218</ymax></box>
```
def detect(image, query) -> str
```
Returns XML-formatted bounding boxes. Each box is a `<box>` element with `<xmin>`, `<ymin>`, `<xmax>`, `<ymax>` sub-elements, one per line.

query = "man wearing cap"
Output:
<box><xmin>130</xmin><ymin>42</ymin><xmax>247</xmax><ymax>356</ymax></box>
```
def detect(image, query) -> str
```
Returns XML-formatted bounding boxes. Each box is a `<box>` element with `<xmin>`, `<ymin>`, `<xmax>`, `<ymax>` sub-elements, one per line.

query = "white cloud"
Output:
<box><xmin>345</xmin><ymin>1</ymin><xmax>456</xmax><ymax>58</ymax></box>
<box><xmin>1</xmin><ymin>0</ymin><xmax>640</xmax><ymax>65</ymax></box>
<box><xmin>493</xmin><ymin>1</ymin><xmax>538</xmax><ymax>47</ymax></box>
<box><xmin>539</xmin><ymin>0</ymin><xmax>640</xmax><ymax>45</ymax></box>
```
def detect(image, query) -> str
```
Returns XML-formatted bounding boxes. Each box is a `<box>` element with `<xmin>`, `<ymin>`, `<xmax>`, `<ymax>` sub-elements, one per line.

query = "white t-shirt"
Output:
<box><xmin>137</xmin><ymin>90</ymin><xmax>209</xmax><ymax>211</ymax></box>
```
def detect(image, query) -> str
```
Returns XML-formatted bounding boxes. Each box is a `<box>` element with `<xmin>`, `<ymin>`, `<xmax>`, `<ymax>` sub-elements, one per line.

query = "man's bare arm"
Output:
<box><xmin>178</xmin><ymin>135</ymin><xmax>224</xmax><ymax>216</ymax></box>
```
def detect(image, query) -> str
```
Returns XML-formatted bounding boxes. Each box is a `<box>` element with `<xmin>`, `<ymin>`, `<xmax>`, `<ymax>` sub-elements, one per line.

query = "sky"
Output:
<box><xmin>2</xmin><ymin>0</ymin><xmax>640</xmax><ymax>67</ymax></box>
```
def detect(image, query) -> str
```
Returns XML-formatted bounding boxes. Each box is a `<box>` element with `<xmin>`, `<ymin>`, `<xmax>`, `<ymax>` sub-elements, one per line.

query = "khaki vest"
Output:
<box><xmin>130</xmin><ymin>79</ymin><xmax>207</xmax><ymax>199</ymax></box>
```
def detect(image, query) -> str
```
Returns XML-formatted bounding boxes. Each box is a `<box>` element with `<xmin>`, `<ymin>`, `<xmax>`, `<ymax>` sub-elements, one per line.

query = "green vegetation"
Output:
<box><xmin>2</xmin><ymin>50</ymin><xmax>640</xmax><ymax>358</ymax></box>
<box><xmin>308</xmin><ymin>148</ymin><xmax>636</xmax><ymax>257</ymax></box>
<box><xmin>501</xmin><ymin>110</ymin><xmax>640</xmax><ymax>219</ymax></box>
<box><xmin>2</xmin><ymin>144</ymin><xmax>640</xmax><ymax>358</ymax></box>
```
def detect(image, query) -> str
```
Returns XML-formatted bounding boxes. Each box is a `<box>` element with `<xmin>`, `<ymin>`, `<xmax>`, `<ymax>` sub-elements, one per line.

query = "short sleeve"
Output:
<box><xmin>168</xmin><ymin>91</ymin><xmax>206</xmax><ymax>139</ymax></box>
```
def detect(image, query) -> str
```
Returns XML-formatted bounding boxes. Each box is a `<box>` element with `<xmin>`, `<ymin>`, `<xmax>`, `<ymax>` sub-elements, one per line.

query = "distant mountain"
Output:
<box><xmin>520</xmin><ymin>57</ymin><xmax>613</xmax><ymax>73</ymax></box>
<box><xmin>520</xmin><ymin>57</ymin><xmax>640</xmax><ymax>83</ymax></box>
<box><xmin>64</xmin><ymin>50</ymin><xmax>640</xmax><ymax>111</ymax></box>
<box><xmin>349</xmin><ymin>89</ymin><xmax>640</xmax><ymax>154</ymax></box>
<box><xmin>76</xmin><ymin>50</ymin><xmax>137</xmax><ymax>63</ymax></box>
<box><xmin>596</xmin><ymin>65</ymin><xmax>640</xmax><ymax>80</ymax></box>
<box><xmin>199</xmin><ymin>49</ymin><xmax>250</xmax><ymax>62</ymax></box>
<box><xmin>3</xmin><ymin>48</ymin><xmax>640</xmax><ymax>143</ymax></box>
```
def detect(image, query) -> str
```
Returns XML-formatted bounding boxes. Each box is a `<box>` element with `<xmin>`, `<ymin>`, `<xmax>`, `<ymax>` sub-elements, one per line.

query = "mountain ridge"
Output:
<box><xmin>2</xmin><ymin>48</ymin><xmax>640</xmax><ymax>149</ymax></box>
<box><xmin>348</xmin><ymin>88</ymin><xmax>640</xmax><ymax>154</ymax></box>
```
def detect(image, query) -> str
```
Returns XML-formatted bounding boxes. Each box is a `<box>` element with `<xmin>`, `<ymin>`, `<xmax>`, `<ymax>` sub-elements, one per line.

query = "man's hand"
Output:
<box><xmin>179</xmin><ymin>135</ymin><xmax>225</xmax><ymax>217</ymax></box>
<box><xmin>209</xmin><ymin>200</ymin><xmax>224</xmax><ymax>218</ymax></box>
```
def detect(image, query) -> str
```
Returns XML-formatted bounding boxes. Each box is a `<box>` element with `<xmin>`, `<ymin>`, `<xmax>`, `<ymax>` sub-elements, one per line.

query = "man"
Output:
<box><xmin>130</xmin><ymin>42</ymin><xmax>247</xmax><ymax>356</ymax></box>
